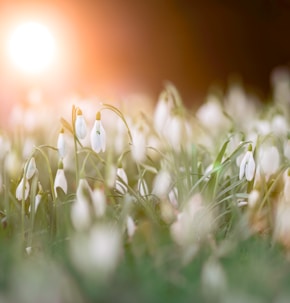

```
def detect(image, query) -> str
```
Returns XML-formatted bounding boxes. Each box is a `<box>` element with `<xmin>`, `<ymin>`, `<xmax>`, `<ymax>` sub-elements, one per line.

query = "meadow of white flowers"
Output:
<box><xmin>1</xmin><ymin>69</ymin><xmax>290</xmax><ymax>302</ymax></box>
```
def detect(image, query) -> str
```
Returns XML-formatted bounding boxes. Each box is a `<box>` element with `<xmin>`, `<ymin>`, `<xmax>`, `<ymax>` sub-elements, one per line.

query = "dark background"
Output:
<box><xmin>0</xmin><ymin>0</ymin><xmax>290</xmax><ymax>105</ymax></box>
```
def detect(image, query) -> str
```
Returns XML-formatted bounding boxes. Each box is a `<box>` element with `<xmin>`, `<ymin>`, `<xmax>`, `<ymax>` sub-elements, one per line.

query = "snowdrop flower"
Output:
<box><xmin>196</xmin><ymin>95</ymin><xmax>229</xmax><ymax>134</ymax></box>
<box><xmin>70</xmin><ymin>224</ymin><xmax>122</xmax><ymax>278</ymax></box>
<box><xmin>153</xmin><ymin>90</ymin><xmax>172</xmax><ymax>134</ymax></box>
<box><xmin>258</xmin><ymin>145</ymin><xmax>280</xmax><ymax>177</ymax></box>
<box><xmin>90</xmin><ymin>112</ymin><xmax>106</xmax><ymax>153</ymax></box>
<box><xmin>283</xmin><ymin>169</ymin><xmax>290</xmax><ymax>203</ymax></box>
<box><xmin>24</xmin><ymin>157</ymin><xmax>37</xmax><ymax>180</ymax></box>
<box><xmin>16</xmin><ymin>177</ymin><xmax>30</xmax><ymax>201</ymax></box>
<box><xmin>116</xmin><ymin>166</ymin><xmax>128</xmax><ymax>194</ymax></box>
<box><xmin>54</xmin><ymin>161</ymin><xmax>67</xmax><ymax>196</ymax></box>
<box><xmin>171</xmin><ymin>193</ymin><xmax>214</xmax><ymax>247</ymax></box>
<box><xmin>28</xmin><ymin>192</ymin><xmax>42</xmax><ymax>213</ymax></box>
<box><xmin>166</xmin><ymin>114</ymin><xmax>184</xmax><ymax>151</ymax></box>
<box><xmin>137</xmin><ymin>178</ymin><xmax>149</xmax><ymax>196</ymax></box>
<box><xmin>271</xmin><ymin>115</ymin><xmax>288</xmax><ymax>137</ymax></box>
<box><xmin>239</xmin><ymin>144</ymin><xmax>255</xmax><ymax>181</ymax></box>
<box><xmin>274</xmin><ymin>200</ymin><xmax>290</xmax><ymax>248</ymax></box>
<box><xmin>75</xmin><ymin>108</ymin><xmax>87</xmax><ymax>139</ymax></box>
<box><xmin>152</xmin><ymin>169</ymin><xmax>172</xmax><ymax>198</ymax></box>
<box><xmin>57</xmin><ymin>128</ymin><xmax>66</xmax><ymax>159</ymax></box>
<box><xmin>248</xmin><ymin>189</ymin><xmax>260</xmax><ymax>208</ymax></box>
<box><xmin>71</xmin><ymin>179</ymin><xmax>92</xmax><ymax>230</ymax></box>
<box><xmin>92</xmin><ymin>186</ymin><xmax>106</xmax><ymax>217</ymax></box>
<box><xmin>131</xmin><ymin>125</ymin><xmax>146</xmax><ymax>163</ymax></box>
<box><xmin>127</xmin><ymin>216</ymin><xmax>136</xmax><ymax>238</ymax></box>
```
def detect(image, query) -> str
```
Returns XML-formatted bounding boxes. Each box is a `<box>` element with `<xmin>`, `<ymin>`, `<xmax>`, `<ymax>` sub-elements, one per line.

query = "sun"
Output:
<box><xmin>7</xmin><ymin>21</ymin><xmax>56</xmax><ymax>75</ymax></box>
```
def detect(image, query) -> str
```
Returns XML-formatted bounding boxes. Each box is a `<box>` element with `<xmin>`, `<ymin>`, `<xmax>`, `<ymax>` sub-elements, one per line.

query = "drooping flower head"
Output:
<box><xmin>239</xmin><ymin>144</ymin><xmax>256</xmax><ymax>182</ymax></box>
<box><xmin>90</xmin><ymin>111</ymin><xmax>106</xmax><ymax>153</ymax></box>
<box><xmin>24</xmin><ymin>157</ymin><xmax>37</xmax><ymax>180</ymax></box>
<box><xmin>57</xmin><ymin>128</ymin><xmax>66</xmax><ymax>159</ymax></box>
<box><xmin>75</xmin><ymin>108</ymin><xmax>87</xmax><ymax>140</ymax></box>
<box><xmin>16</xmin><ymin>177</ymin><xmax>30</xmax><ymax>201</ymax></box>
<box><xmin>54</xmin><ymin>160</ymin><xmax>68</xmax><ymax>196</ymax></box>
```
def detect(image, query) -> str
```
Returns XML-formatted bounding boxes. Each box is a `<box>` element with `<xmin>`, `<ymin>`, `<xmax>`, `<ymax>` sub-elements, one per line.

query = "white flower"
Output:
<box><xmin>54</xmin><ymin>162</ymin><xmax>67</xmax><ymax>196</ymax></box>
<box><xmin>71</xmin><ymin>200</ymin><xmax>91</xmax><ymax>231</ymax></box>
<box><xmin>75</xmin><ymin>108</ymin><xmax>87</xmax><ymax>139</ymax></box>
<box><xmin>259</xmin><ymin>145</ymin><xmax>280</xmax><ymax>177</ymax></box>
<box><xmin>196</xmin><ymin>95</ymin><xmax>229</xmax><ymax>133</ymax></box>
<box><xmin>283</xmin><ymin>169</ymin><xmax>290</xmax><ymax>203</ymax></box>
<box><xmin>16</xmin><ymin>177</ymin><xmax>30</xmax><ymax>201</ymax></box>
<box><xmin>152</xmin><ymin>169</ymin><xmax>172</xmax><ymax>198</ymax></box>
<box><xmin>166</xmin><ymin>114</ymin><xmax>184</xmax><ymax>151</ymax></box>
<box><xmin>137</xmin><ymin>178</ymin><xmax>149</xmax><ymax>196</ymax></box>
<box><xmin>239</xmin><ymin>145</ymin><xmax>255</xmax><ymax>181</ymax></box>
<box><xmin>57</xmin><ymin>128</ymin><xmax>66</xmax><ymax>158</ymax></box>
<box><xmin>92</xmin><ymin>187</ymin><xmax>106</xmax><ymax>217</ymax></box>
<box><xmin>127</xmin><ymin>216</ymin><xmax>136</xmax><ymax>238</ymax></box>
<box><xmin>271</xmin><ymin>115</ymin><xmax>288</xmax><ymax>137</ymax></box>
<box><xmin>28</xmin><ymin>192</ymin><xmax>42</xmax><ymax>213</ymax></box>
<box><xmin>71</xmin><ymin>179</ymin><xmax>92</xmax><ymax>230</ymax></box>
<box><xmin>70</xmin><ymin>224</ymin><xmax>122</xmax><ymax>277</ymax></box>
<box><xmin>131</xmin><ymin>126</ymin><xmax>146</xmax><ymax>163</ymax></box>
<box><xmin>90</xmin><ymin>112</ymin><xmax>106</xmax><ymax>153</ymax></box>
<box><xmin>116</xmin><ymin>167</ymin><xmax>128</xmax><ymax>194</ymax></box>
<box><xmin>153</xmin><ymin>90</ymin><xmax>172</xmax><ymax>134</ymax></box>
<box><xmin>24</xmin><ymin>157</ymin><xmax>37</xmax><ymax>180</ymax></box>
<box><xmin>284</xmin><ymin>138</ymin><xmax>290</xmax><ymax>159</ymax></box>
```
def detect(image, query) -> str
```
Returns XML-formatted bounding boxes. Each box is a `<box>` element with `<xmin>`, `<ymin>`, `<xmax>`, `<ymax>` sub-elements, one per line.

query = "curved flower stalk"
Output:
<box><xmin>16</xmin><ymin>177</ymin><xmax>30</xmax><ymax>201</ymax></box>
<box><xmin>75</xmin><ymin>108</ymin><xmax>87</xmax><ymax>140</ymax></box>
<box><xmin>239</xmin><ymin>144</ymin><xmax>256</xmax><ymax>181</ymax></box>
<box><xmin>57</xmin><ymin>128</ymin><xmax>66</xmax><ymax>159</ymax></box>
<box><xmin>90</xmin><ymin>112</ymin><xmax>106</xmax><ymax>153</ymax></box>
<box><xmin>54</xmin><ymin>161</ymin><xmax>68</xmax><ymax>196</ymax></box>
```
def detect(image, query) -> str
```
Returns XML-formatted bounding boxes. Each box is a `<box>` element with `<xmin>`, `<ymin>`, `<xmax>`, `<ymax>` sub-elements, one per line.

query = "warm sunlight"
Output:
<box><xmin>7</xmin><ymin>21</ymin><xmax>56</xmax><ymax>75</ymax></box>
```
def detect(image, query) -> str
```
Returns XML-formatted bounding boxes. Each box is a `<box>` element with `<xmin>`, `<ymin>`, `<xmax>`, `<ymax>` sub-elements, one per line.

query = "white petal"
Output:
<box><xmin>25</xmin><ymin>157</ymin><xmax>37</xmax><ymax>180</ymax></box>
<box><xmin>116</xmin><ymin>168</ymin><xmax>128</xmax><ymax>194</ymax></box>
<box><xmin>71</xmin><ymin>200</ymin><xmax>91</xmax><ymax>231</ymax></box>
<box><xmin>16</xmin><ymin>177</ymin><xmax>30</xmax><ymax>200</ymax></box>
<box><xmin>92</xmin><ymin>188</ymin><xmax>106</xmax><ymax>217</ymax></box>
<box><xmin>90</xmin><ymin>120</ymin><xmax>106</xmax><ymax>153</ymax></box>
<box><xmin>57</xmin><ymin>133</ymin><xmax>66</xmax><ymax>158</ymax></box>
<box><xmin>245</xmin><ymin>153</ymin><xmax>256</xmax><ymax>181</ymax></box>
<box><xmin>75</xmin><ymin>115</ymin><xmax>87</xmax><ymax>139</ymax></box>
<box><xmin>54</xmin><ymin>169</ymin><xmax>67</xmax><ymax>196</ymax></box>
<box><xmin>127</xmin><ymin>216</ymin><xmax>136</xmax><ymax>238</ymax></box>
<box><xmin>239</xmin><ymin>151</ymin><xmax>250</xmax><ymax>180</ymax></box>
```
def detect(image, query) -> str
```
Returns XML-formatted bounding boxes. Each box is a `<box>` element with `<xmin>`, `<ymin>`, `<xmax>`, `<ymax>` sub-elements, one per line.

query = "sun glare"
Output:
<box><xmin>7</xmin><ymin>21</ymin><xmax>56</xmax><ymax>75</ymax></box>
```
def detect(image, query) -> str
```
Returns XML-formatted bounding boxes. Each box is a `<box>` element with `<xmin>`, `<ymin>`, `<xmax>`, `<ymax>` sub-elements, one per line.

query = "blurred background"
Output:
<box><xmin>0</xmin><ymin>0</ymin><xmax>290</xmax><ymax>114</ymax></box>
